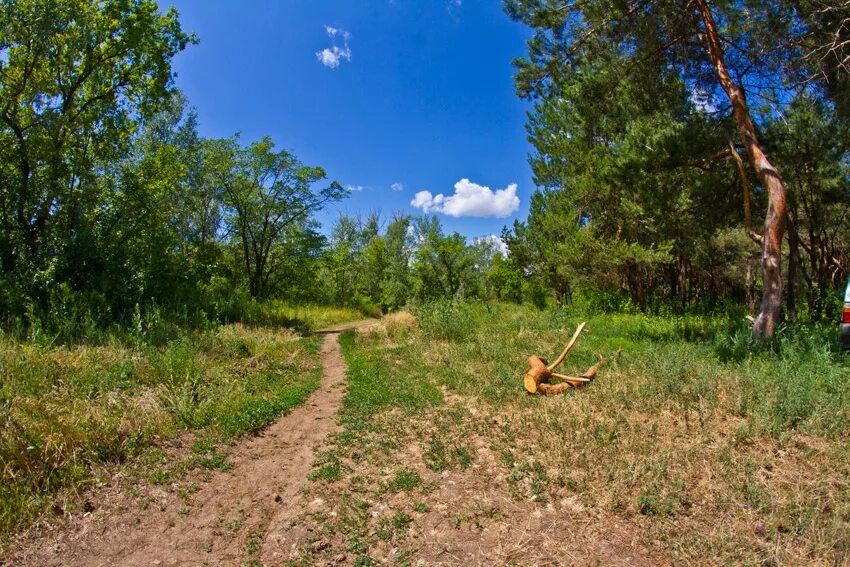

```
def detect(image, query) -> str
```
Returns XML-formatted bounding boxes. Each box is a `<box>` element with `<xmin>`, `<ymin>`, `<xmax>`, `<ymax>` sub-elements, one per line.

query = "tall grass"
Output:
<box><xmin>6</xmin><ymin>296</ymin><xmax>376</xmax><ymax>348</ymax></box>
<box><xmin>0</xmin><ymin>324</ymin><xmax>322</xmax><ymax>544</ymax></box>
<box><xmin>0</xmin><ymin>297</ymin><xmax>373</xmax><ymax>546</ymax></box>
<box><xmin>238</xmin><ymin>300</ymin><xmax>376</xmax><ymax>332</ymax></box>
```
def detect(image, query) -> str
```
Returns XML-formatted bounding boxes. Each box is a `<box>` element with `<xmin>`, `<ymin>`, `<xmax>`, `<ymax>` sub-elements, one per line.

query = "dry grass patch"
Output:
<box><xmin>283</xmin><ymin>391</ymin><xmax>663</xmax><ymax>566</ymax></box>
<box><xmin>0</xmin><ymin>324</ymin><xmax>322</xmax><ymax>549</ymax></box>
<box><xmin>381</xmin><ymin>311</ymin><xmax>417</xmax><ymax>333</ymax></box>
<box><xmin>306</xmin><ymin>303</ymin><xmax>850</xmax><ymax>566</ymax></box>
<box><xmin>366</xmin><ymin>312</ymin><xmax>418</xmax><ymax>347</ymax></box>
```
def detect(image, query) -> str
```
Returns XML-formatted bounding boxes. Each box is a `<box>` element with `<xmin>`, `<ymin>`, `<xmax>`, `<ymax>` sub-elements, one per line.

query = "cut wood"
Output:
<box><xmin>523</xmin><ymin>323</ymin><xmax>607</xmax><ymax>395</ymax></box>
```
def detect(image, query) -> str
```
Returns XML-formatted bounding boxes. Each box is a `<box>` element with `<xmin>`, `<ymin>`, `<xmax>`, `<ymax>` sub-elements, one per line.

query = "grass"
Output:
<box><xmin>5</xmin><ymin>299</ymin><xmax>848</xmax><ymax>564</ymax></box>
<box><xmin>0</xmin><ymin>322</ymin><xmax>323</xmax><ymax>547</ymax></box>
<box><xmin>311</xmin><ymin>302</ymin><xmax>850</xmax><ymax>565</ymax></box>
<box><xmin>11</xmin><ymin>299</ymin><xmax>375</xmax><ymax>348</ymax></box>
<box><xmin>238</xmin><ymin>301</ymin><xmax>377</xmax><ymax>333</ymax></box>
<box><xmin>386</xmin><ymin>469</ymin><xmax>422</xmax><ymax>492</ymax></box>
<box><xmin>0</xmin><ymin>298</ymin><xmax>373</xmax><ymax>552</ymax></box>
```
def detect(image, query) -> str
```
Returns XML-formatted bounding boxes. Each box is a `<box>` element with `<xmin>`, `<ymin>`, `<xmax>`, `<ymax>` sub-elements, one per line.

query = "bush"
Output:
<box><xmin>415</xmin><ymin>300</ymin><xmax>477</xmax><ymax>342</ymax></box>
<box><xmin>200</xmin><ymin>276</ymin><xmax>253</xmax><ymax>324</ymax></box>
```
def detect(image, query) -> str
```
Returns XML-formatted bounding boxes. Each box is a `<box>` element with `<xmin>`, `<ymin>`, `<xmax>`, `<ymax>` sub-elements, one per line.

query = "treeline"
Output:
<box><xmin>0</xmin><ymin>0</ymin><xmax>535</xmax><ymax>337</ymax></box>
<box><xmin>3</xmin><ymin>0</ymin><xmax>850</xmax><ymax>341</ymax></box>
<box><xmin>0</xmin><ymin>1</ymin><xmax>351</xmax><ymax>334</ymax></box>
<box><xmin>504</xmin><ymin>0</ymin><xmax>850</xmax><ymax>335</ymax></box>
<box><xmin>322</xmin><ymin>213</ymin><xmax>540</xmax><ymax>311</ymax></box>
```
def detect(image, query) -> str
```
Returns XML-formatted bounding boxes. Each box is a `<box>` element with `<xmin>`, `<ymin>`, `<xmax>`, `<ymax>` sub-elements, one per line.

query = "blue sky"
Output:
<box><xmin>165</xmin><ymin>0</ymin><xmax>534</xmax><ymax>239</ymax></box>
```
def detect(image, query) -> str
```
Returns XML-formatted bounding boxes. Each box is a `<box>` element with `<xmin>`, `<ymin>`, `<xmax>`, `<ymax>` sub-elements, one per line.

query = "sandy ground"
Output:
<box><xmin>8</xmin><ymin>326</ymin><xmax>358</xmax><ymax>567</ymax></box>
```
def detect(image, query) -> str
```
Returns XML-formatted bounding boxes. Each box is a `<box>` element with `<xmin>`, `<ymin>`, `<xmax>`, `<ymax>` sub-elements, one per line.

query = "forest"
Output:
<box><xmin>0</xmin><ymin>0</ymin><xmax>849</xmax><ymax>340</ymax></box>
<box><xmin>2</xmin><ymin>0</ymin><xmax>850</xmax><ymax>565</ymax></box>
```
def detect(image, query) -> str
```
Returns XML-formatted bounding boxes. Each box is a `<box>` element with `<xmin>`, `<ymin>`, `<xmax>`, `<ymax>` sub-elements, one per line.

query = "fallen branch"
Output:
<box><xmin>523</xmin><ymin>322</ymin><xmax>609</xmax><ymax>395</ymax></box>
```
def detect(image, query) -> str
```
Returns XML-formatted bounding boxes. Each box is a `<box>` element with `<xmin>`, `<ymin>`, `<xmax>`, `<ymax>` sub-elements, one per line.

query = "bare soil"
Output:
<box><xmin>265</xmin><ymin>390</ymin><xmax>668</xmax><ymax>567</ymax></box>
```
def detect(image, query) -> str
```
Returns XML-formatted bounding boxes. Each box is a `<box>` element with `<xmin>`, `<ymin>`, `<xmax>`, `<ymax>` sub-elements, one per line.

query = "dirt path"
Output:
<box><xmin>12</xmin><ymin>325</ymin><xmax>363</xmax><ymax>567</ymax></box>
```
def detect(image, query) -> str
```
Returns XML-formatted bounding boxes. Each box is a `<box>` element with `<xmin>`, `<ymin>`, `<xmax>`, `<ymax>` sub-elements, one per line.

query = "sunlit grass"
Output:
<box><xmin>327</xmin><ymin>302</ymin><xmax>850</xmax><ymax>565</ymax></box>
<box><xmin>239</xmin><ymin>301</ymin><xmax>378</xmax><ymax>332</ymax></box>
<box><xmin>0</xmin><ymin>324</ymin><xmax>321</xmax><ymax>545</ymax></box>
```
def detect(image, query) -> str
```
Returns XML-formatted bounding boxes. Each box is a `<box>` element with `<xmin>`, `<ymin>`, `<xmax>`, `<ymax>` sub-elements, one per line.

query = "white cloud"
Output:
<box><xmin>316</xmin><ymin>46</ymin><xmax>351</xmax><ymax>69</ymax></box>
<box><xmin>474</xmin><ymin>234</ymin><xmax>509</xmax><ymax>257</ymax></box>
<box><xmin>411</xmin><ymin>190</ymin><xmax>439</xmax><ymax>212</ymax></box>
<box><xmin>345</xmin><ymin>184</ymin><xmax>366</xmax><ymax>192</ymax></box>
<box><xmin>316</xmin><ymin>26</ymin><xmax>351</xmax><ymax>69</ymax></box>
<box><xmin>391</xmin><ymin>182</ymin><xmax>404</xmax><ymax>192</ymax></box>
<box><xmin>410</xmin><ymin>178</ymin><xmax>520</xmax><ymax>218</ymax></box>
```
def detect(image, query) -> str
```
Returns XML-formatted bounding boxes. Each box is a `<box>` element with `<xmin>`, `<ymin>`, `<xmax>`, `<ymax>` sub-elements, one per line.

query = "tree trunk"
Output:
<box><xmin>697</xmin><ymin>0</ymin><xmax>788</xmax><ymax>340</ymax></box>
<box><xmin>677</xmin><ymin>254</ymin><xmax>687</xmax><ymax>308</ymax></box>
<box><xmin>745</xmin><ymin>258</ymin><xmax>757</xmax><ymax>311</ymax></box>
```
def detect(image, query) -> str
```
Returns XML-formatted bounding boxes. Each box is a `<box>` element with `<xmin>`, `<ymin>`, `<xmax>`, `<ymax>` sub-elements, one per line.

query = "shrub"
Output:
<box><xmin>415</xmin><ymin>300</ymin><xmax>476</xmax><ymax>342</ymax></box>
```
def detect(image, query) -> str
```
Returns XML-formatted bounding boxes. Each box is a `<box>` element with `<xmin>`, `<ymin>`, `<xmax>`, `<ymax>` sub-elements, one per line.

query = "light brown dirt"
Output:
<box><xmin>8</xmin><ymin>327</ymin><xmax>357</xmax><ymax>567</ymax></box>
<box><xmin>265</xmin><ymin>392</ymin><xmax>668</xmax><ymax>567</ymax></box>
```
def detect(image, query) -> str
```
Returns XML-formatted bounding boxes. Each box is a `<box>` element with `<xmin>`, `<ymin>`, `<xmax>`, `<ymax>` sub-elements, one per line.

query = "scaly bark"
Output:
<box><xmin>697</xmin><ymin>0</ymin><xmax>788</xmax><ymax>339</ymax></box>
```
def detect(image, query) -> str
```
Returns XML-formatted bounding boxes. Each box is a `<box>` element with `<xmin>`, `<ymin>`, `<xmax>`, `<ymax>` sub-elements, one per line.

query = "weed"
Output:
<box><xmin>246</xmin><ymin>529</ymin><xmax>263</xmax><ymax>555</ymax></box>
<box><xmin>309</xmin><ymin>451</ymin><xmax>345</xmax><ymax>483</ymax></box>
<box><xmin>391</xmin><ymin>511</ymin><xmax>412</xmax><ymax>533</ymax></box>
<box><xmin>424</xmin><ymin>437</ymin><xmax>448</xmax><ymax>472</ymax></box>
<box><xmin>386</xmin><ymin>469</ymin><xmax>422</xmax><ymax>492</ymax></box>
<box><xmin>195</xmin><ymin>451</ymin><xmax>233</xmax><ymax>472</ymax></box>
<box><xmin>450</xmin><ymin>446</ymin><xmax>472</xmax><ymax>469</ymax></box>
<box><xmin>226</xmin><ymin>509</ymin><xmax>247</xmax><ymax>533</ymax></box>
<box><xmin>415</xmin><ymin>300</ymin><xmax>476</xmax><ymax>342</ymax></box>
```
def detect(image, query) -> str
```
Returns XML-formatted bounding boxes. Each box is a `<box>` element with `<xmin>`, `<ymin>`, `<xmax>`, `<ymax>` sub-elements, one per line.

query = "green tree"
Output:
<box><xmin>325</xmin><ymin>214</ymin><xmax>361</xmax><ymax>304</ymax></box>
<box><xmin>796</xmin><ymin>1</ymin><xmax>850</xmax><ymax>119</ymax></box>
<box><xmin>265</xmin><ymin>220</ymin><xmax>326</xmax><ymax>302</ymax></box>
<box><xmin>764</xmin><ymin>97</ymin><xmax>850</xmax><ymax>319</ymax></box>
<box><xmin>486</xmin><ymin>252</ymin><xmax>524</xmax><ymax>303</ymax></box>
<box><xmin>504</xmin><ymin>0</ymin><xmax>829</xmax><ymax>337</ymax></box>
<box><xmin>99</xmin><ymin>94</ymin><xmax>202</xmax><ymax>314</ymax></box>
<box><xmin>0</xmin><ymin>0</ymin><xmax>194</xmax><ymax>316</ymax></box>
<box><xmin>212</xmin><ymin>136</ymin><xmax>346</xmax><ymax>298</ymax></box>
<box><xmin>360</xmin><ymin>234</ymin><xmax>388</xmax><ymax>307</ymax></box>
<box><xmin>381</xmin><ymin>214</ymin><xmax>414</xmax><ymax>310</ymax></box>
<box><xmin>412</xmin><ymin>218</ymin><xmax>476</xmax><ymax>300</ymax></box>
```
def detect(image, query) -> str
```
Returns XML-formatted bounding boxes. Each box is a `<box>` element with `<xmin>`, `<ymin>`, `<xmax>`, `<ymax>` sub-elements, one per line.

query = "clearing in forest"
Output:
<box><xmin>7</xmin><ymin>305</ymin><xmax>850</xmax><ymax>566</ymax></box>
<box><xmin>273</xmin><ymin>305</ymin><xmax>849</xmax><ymax>566</ymax></box>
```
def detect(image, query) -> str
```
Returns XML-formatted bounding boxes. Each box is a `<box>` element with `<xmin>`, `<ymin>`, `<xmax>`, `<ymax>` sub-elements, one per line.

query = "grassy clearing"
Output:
<box><xmin>11</xmin><ymin>299</ymin><xmax>373</xmax><ymax>348</ymax></box>
<box><xmin>306</xmin><ymin>302</ymin><xmax>850</xmax><ymax>565</ymax></box>
<box><xmin>0</xmin><ymin>323</ymin><xmax>322</xmax><ymax>547</ymax></box>
<box><xmin>238</xmin><ymin>301</ymin><xmax>376</xmax><ymax>333</ymax></box>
